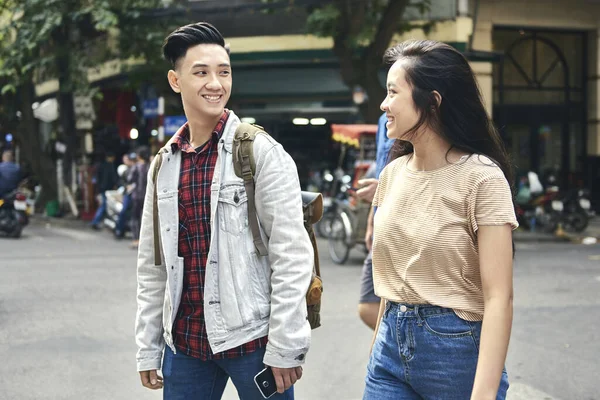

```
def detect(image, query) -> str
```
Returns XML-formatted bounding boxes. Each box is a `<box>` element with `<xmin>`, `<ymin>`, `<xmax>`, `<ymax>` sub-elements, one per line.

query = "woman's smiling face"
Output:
<box><xmin>380</xmin><ymin>61</ymin><xmax>420</xmax><ymax>141</ymax></box>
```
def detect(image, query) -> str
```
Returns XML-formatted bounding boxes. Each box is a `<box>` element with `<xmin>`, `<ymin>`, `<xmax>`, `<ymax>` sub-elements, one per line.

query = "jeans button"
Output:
<box><xmin>400</xmin><ymin>305</ymin><xmax>407</xmax><ymax>312</ymax></box>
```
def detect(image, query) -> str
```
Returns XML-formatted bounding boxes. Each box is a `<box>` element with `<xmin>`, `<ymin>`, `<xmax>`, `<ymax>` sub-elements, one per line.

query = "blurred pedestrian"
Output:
<box><xmin>129</xmin><ymin>147</ymin><xmax>149</xmax><ymax>248</ymax></box>
<box><xmin>135</xmin><ymin>22</ymin><xmax>312</xmax><ymax>399</ymax></box>
<box><xmin>364</xmin><ymin>40</ymin><xmax>518</xmax><ymax>400</ymax></box>
<box><xmin>115</xmin><ymin>152</ymin><xmax>137</xmax><ymax>238</ymax></box>
<box><xmin>0</xmin><ymin>150</ymin><xmax>21</xmax><ymax>198</ymax></box>
<box><xmin>90</xmin><ymin>152</ymin><xmax>118</xmax><ymax>229</ymax></box>
<box><xmin>353</xmin><ymin>113</ymin><xmax>394</xmax><ymax>330</ymax></box>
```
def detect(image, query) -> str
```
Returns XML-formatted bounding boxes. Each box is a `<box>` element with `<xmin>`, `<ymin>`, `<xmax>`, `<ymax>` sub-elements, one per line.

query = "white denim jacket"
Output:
<box><xmin>135</xmin><ymin>111</ymin><xmax>313</xmax><ymax>371</ymax></box>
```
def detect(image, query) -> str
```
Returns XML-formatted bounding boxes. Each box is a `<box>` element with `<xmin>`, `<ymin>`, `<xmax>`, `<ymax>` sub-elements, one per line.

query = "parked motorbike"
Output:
<box><xmin>102</xmin><ymin>186</ymin><xmax>130</xmax><ymax>237</ymax></box>
<box><xmin>515</xmin><ymin>186</ymin><xmax>563</xmax><ymax>233</ymax></box>
<box><xmin>0</xmin><ymin>190</ymin><xmax>31</xmax><ymax>238</ymax></box>
<box><xmin>559</xmin><ymin>188</ymin><xmax>593</xmax><ymax>233</ymax></box>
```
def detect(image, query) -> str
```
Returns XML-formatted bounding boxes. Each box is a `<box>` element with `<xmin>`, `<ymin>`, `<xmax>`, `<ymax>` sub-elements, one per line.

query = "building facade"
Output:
<box><xmin>468</xmin><ymin>0</ymin><xmax>600</xmax><ymax>203</ymax></box>
<box><xmin>30</xmin><ymin>0</ymin><xmax>600</xmax><ymax>205</ymax></box>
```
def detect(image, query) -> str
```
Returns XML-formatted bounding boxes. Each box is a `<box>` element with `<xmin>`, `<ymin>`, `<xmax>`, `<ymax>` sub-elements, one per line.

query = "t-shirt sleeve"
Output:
<box><xmin>470</xmin><ymin>177</ymin><xmax>519</xmax><ymax>232</ymax></box>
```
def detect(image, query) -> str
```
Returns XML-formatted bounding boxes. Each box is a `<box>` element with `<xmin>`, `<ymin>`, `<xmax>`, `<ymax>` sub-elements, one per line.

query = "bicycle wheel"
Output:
<box><xmin>328</xmin><ymin>215</ymin><xmax>350</xmax><ymax>264</ymax></box>
<box><xmin>316</xmin><ymin>212</ymin><xmax>334</xmax><ymax>238</ymax></box>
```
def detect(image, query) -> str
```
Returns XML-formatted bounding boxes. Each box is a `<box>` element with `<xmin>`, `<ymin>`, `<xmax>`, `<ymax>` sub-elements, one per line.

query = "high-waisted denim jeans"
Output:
<box><xmin>364</xmin><ymin>302</ymin><xmax>509</xmax><ymax>400</ymax></box>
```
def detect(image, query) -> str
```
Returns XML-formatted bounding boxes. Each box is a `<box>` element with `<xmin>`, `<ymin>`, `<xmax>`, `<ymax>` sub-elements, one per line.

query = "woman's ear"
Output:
<box><xmin>431</xmin><ymin>90</ymin><xmax>442</xmax><ymax>109</ymax></box>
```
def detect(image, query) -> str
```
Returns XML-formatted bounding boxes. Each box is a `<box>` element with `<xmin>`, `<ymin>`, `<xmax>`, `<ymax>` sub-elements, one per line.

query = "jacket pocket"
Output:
<box><xmin>218</xmin><ymin>230</ymin><xmax>268</xmax><ymax>330</ymax></box>
<box><xmin>218</xmin><ymin>183</ymin><xmax>248</xmax><ymax>235</ymax></box>
<box><xmin>248</xmin><ymin>249</ymin><xmax>271</xmax><ymax>319</ymax></box>
<box><xmin>157</xmin><ymin>189</ymin><xmax>178</xmax><ymax>201</ymax></box>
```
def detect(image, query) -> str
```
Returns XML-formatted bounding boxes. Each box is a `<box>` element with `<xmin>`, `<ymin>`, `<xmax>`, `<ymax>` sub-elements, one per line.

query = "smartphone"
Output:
<box><xmin>254</xmin><ymin>367</ymin><xmax>278</xmax><ymax>399</ymax></box>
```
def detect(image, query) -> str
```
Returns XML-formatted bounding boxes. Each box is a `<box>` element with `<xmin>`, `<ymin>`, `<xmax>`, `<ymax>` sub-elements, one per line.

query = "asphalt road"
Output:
<box><xmin>1</xmin><ymin>220</ymin><xmax>599</xmax><ymax>400</ymax></box>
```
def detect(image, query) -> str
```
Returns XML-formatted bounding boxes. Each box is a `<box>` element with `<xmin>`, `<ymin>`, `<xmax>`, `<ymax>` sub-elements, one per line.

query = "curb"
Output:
<box><xmin>555</xmin><ymin>225</ymin><xmax>600</xmax><ymax>245</ymax></box>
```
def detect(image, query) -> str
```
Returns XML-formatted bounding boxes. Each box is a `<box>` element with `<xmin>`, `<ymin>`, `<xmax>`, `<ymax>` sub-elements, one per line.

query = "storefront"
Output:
<box><xmin>468</xmin><ymin>0</ymin><xmax>600</xmax><ymax>205</ymax></box>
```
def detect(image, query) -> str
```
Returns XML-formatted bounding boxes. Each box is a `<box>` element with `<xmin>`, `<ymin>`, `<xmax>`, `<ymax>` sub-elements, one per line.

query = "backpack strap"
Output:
<box><xmin>301</xmin><ymin>192</ymin><xmax>323</xmax><ymax>278</ymax></box>
<box><xmin>152</xmin><ymin>150</ymin><xmax>165</xmax><ymax>266</ymax></box>
<box><xmin>233</xmin><ymin>122</ymin><xmax>269</xmax><ymax>256</ymax></box>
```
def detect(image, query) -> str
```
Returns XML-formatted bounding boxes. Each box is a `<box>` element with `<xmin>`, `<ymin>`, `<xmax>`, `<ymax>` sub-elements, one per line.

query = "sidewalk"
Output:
<box><xmin>30</xmin><ymin>214</ymin><xmax>91</xmax><ymax>230</ymax></box>
<box><xmin>582</xmin><ymin>216</ymin><xmax>600</xmax><ymax>238</ymax></box>
<box><xmin>513</xmin><ymin>216</ymin><xmax>600</xmax><ymax>244</ymax></box>
<box><xmin>513</xmin><ymin>229</ymin><xmax>568</xmax><ymax>243</ymax></box>
<box><xmin>32</xmin><ymin>213</ymin><xmax>600</xmax><ymax>245</ymax></box>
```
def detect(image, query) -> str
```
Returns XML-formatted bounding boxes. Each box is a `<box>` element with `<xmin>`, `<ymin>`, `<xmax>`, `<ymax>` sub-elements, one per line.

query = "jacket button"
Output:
<box><xmin>171</xmin><ymin>266</ymin><xmax>174</xmax><ymax>270</ymax></box>
<box><xmin>163</xmin><ymin>189</ymin><xmax>167</xmax><ymax>193</ymax></box>
<box><xmin>166</xmin><ymin>228</ymin><xmax>170</xmax><ymax>232</ymax></box>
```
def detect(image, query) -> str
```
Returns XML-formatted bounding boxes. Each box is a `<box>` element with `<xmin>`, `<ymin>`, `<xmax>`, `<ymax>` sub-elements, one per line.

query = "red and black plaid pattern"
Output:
<box><xmin>172</xmin><ymin>110</ymin><xmax>268</xmax><ymax>360</ymax></box>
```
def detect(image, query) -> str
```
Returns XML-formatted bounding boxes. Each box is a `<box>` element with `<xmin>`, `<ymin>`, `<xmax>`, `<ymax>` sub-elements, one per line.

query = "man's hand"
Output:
<box><xmin>355</xmin><ymin>179</ymin><xmax>378</xmax><ymax>203</ymax></box>
<box><xmin>365</xmin><ymin>206</ymin><xmax>375</xmax><ymax>252</ymax></box>
<box><xmin>365</xmin><ymin>224</ymin><xmax>374</xmax><ymax>252</ymax></box>
<box><xmin>139</xmin><ymin>370</ymin><xmax>164</xmax><ymax>390</ymax></box>
<box><xmin>270</xmin><ymin>366</ymin><xmax>303</xmax><ymax>393</ymax></box>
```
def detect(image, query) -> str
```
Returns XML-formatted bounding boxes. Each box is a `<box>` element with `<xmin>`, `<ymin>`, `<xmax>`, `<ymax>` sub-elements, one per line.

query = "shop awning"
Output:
<box><xmin>331</xmin><ymin>124</ymin><xmax>377</xmax><ymax>148</ymax></box>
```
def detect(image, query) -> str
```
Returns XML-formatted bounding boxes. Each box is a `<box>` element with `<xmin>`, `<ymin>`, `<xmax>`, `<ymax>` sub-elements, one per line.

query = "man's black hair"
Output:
<box><xmin>162</xmin><ymin>22</ymin><xmax>229</xmax><ymax>69</ymax></box>
<box><xmin>136</xmin><ymin>146</ymin><xmax>150</xmax><ymax>162</ymax></box>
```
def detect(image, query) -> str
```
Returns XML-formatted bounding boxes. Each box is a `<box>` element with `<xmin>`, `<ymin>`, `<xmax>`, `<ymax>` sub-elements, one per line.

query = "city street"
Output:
<box><xmin>1</xmin><ymin>220</ymin><xmax>599</xmax><ymax>400</ymax></box>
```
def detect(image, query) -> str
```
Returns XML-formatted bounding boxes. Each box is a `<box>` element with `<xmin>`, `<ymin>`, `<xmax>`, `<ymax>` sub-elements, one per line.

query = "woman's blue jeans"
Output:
<box><xmin>364</xmin><ymin>302</ymin><xmax>509</xmax><ymax>400</ymax></box>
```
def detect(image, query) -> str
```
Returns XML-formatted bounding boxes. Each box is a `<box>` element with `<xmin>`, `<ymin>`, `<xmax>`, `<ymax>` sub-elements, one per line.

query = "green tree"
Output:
<box><xmin>0</xmin><ymin>0</ymin><xmax>170</xmax><ymax>204</ymax></box>
<box><xmin>264</xmin><ymin>0</ymin><xmax>432</xmax><ymax>123</ymax></box>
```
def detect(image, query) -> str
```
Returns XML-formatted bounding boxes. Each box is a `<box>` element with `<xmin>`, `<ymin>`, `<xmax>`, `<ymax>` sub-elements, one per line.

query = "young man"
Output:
<box><xmin>0</xmin><ymin>150</ymin><xmax>21</xmax><ymax>198</ymax></box>
<box><xmin>90</xmin><ymin>152</ymin><xmax>118</xmax><ymax>230</ymax></box>
<box><xmin>354</xmin><ymin>113</ymin><xmax>394</xmax><ymax>329</ymax></box>
<box><xmin>114</xmin><ymin>152</ymin><xmax>136</xmax><ymax>239</ymax></box>
<box><xmin>135</xmin><ymin>22</ymin><xmax>313</xmax><ymax>399</ymax></box>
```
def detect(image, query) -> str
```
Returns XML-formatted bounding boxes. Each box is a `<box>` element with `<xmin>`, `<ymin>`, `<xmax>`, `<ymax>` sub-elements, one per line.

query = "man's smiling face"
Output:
<box><xmin>168</xmin><ymin>44</ymin><xmax>232</xmax><ymax>119</ymax></box>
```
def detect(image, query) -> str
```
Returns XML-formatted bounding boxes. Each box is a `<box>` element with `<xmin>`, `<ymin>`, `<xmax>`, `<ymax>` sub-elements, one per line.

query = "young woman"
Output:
<box><xmin>364</xmin><ymin>40</ymin><xmax>518</xmax><ymax>400</ymax></box>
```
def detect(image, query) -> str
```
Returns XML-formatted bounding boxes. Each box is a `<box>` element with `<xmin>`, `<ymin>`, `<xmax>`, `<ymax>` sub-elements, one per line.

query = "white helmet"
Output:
<box><xmin>117</xmin><ymin>164</ymin><xmax>128</xmax><ymax>178</ymax></box>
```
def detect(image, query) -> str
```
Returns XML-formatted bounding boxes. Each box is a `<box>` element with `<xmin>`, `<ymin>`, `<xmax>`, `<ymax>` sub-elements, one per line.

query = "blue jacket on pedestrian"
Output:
<box><xmin>0</xmin><ymin>161</ymin><xmax>21</xmax><ymax>198</ymax></box>
<box><xmin>375</xmin><ymin>113</ymin><xmax>395</xmax><ymax>179</ymax></box>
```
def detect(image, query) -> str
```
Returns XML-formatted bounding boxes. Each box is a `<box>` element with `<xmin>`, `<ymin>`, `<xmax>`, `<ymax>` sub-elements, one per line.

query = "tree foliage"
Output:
<box><xmin>0</xmin><ymin>0</ymin><xmax>168</xmax><ymax>94</ymax></box>
<box><xmin>262</xmin><ymin>0</ymin><xmax>432</xmax><ymax>122</ymax></box>
<box><xmin>0</xmin><ymin>0</ymin><xmax>171</xmax><ymax>203</ymax></box>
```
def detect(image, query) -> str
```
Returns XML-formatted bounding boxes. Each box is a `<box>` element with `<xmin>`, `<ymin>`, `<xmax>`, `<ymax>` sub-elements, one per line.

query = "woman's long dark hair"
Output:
<box><xmin>384</xmin><ymin>40</ymin><xmax>513</xmax><ymax>187</ymax></box>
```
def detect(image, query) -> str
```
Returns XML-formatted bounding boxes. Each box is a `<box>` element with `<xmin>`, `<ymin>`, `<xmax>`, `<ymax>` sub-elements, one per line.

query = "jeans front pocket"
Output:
<box><xmin>422</xmin><ymin>311</ymin><xmax>473</xmax><ymax>338</ymax></box>
<box><xmin>218</xmin><ymin>183</ymin><xmax>248</xmax><ymax>235</ymax></box>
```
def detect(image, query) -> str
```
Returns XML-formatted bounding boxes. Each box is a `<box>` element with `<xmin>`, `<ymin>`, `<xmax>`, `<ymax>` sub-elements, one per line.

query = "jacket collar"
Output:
<box><xmin>220</xmin><ymin>110</ymin><xmax>240</xmax><ymax>154</ymax></box>
<box><xmin>161</xmin><ymin>110</ymin><xmax>241</xmax><ymax>155</ymax></box>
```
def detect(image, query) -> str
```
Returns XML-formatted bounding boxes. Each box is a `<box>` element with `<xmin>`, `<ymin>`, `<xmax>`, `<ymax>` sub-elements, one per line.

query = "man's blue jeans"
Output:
<box><xmin>162</xmin><ymin>345</ymin><xmax>294</xmax><ymax>400</ymax></box>
<box><xmin>91</xmin><ymin>192</ymin><xmax>106</xmax><ymax>226</ymax></box>
<box><xmin>364</xmin><ymin>302</ymin><xmax>509</xmax><ymax>400</ymax></box>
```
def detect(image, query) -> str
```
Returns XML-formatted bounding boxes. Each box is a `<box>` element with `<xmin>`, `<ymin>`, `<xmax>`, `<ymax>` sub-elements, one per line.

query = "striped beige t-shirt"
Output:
<box><xmin>372</xmin><ymin>154</ymin><xmax>518</xmax><ymax>321</ymax></box>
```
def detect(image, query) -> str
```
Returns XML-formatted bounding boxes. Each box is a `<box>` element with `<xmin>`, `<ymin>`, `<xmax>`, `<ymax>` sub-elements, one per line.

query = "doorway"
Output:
<box><xmin>493</xmin><ymin>28</ymin><xmax>587</xmax><ymax>187</ymax></box>
<box><xmin>498</xmin><ymin>105</ymin><xmax>568</xmax><ymax>183</ymax></box>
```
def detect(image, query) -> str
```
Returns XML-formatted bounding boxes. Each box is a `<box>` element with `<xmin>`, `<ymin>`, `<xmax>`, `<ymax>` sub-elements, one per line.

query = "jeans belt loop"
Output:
<box><xmin>415</xmin><ymin>305</ymin><xmax>424</xmax><ymax>326</ymax></box>
<box><xmin>383</xmin><ymin>300</ymin><xmax>392</xmax><ymax>318</ymax></box>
